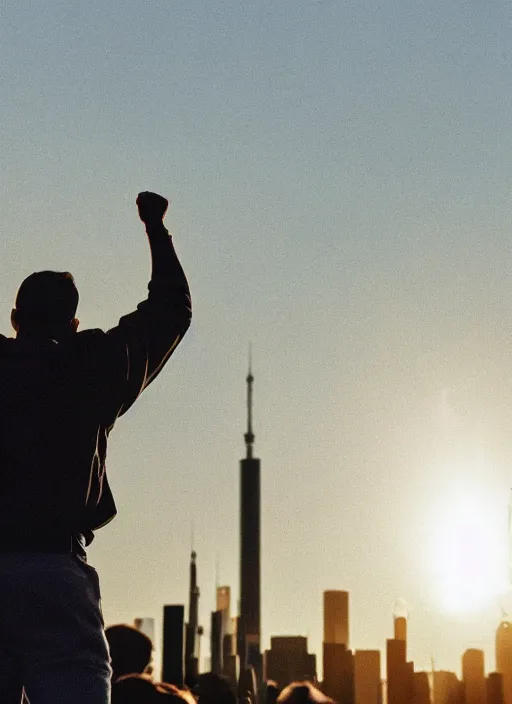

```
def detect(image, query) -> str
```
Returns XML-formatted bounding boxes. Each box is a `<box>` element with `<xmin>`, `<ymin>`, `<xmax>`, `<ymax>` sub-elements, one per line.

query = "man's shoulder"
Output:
<box><xmin>75</xmin><ymin>328</ymin><xmax>106</xmax><ymax>344</ymax></box>
<box><xmin>73</xmin><ymin>328</ymin><xmax>126</xmax><ymax>373</ymax></box>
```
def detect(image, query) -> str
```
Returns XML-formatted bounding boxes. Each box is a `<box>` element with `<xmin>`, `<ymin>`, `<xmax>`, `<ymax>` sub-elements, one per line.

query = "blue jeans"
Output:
<box><xmin>0</xmin><ymin>552</ymin><xmax>111</xmax><ymax>703</ymax></box>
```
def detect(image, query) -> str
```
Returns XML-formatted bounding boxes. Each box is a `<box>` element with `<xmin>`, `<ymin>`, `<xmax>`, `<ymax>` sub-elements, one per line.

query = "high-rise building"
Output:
<box><xmin>497</xmin><ymin>621</ymin><xmax>512</xmax><ymax>704</ymax></box>
<box><xmin>488</xmin><ymin>672</ymin><xmax>505</xmax><ymax>704</ymax></box>
<box><xmin>240</xmin><ymin>357</ymin><xmax>261</xmax><ymax>674</ymax></box>
<box><xmin>433</xmin><ymin>671</ymin><xmax>463</xmax><ymax>704</ymax></box>
<box><xmin>162</xmin><ymin>605</ymin><xmax>185</xmax><ymax>687</ymax></box>
<box><xmin>217</xmin><ymin>585</ymin><xmax>231</xmax><ymax>614</ymax></box>
<box><xmin>323</xmin><ymin>590</ymin><xmax>353</xmax><ymax>703</ymax></box>
<box><xmin>324</xmin><ymin>591</ymin><xmax>349</xmax><ymax>647</ymax></box>
<box><xmin>394</xmin><ymin>617</ymin><xmax>407</xmax><ymax>644</ymax></box>
<box><xmin>413</xmin><ymin>672</ymin><xmax>430</xmax><ymax>704</ymax></box>
<box><xmin>323</xmin><ymin>643</ymin><xmax>354</xmax><ymax>704</ymax></box>
<box><xmin>392</xmin><ymin>600</ymin><xmax>408</xmax><ymax>645</ymax></box>
<box><xmin>462</xmin><ymin>649</ymin><xmax>485</xmax><ymax>704</ymax></box>
<box><xmin>211</xmin><ymin>610</ymin><xmax>224</xmax><ymax>675</ymax></box>
<box><xmin>354</xmin><ymin>650</ymin><xmax>381</xmax><ymax>704</ymax></box>
<box><xmin>386</xmin><ymin>639</ymin><xmax>407</xmax><ymax>704</ymax></box>
<box><xmin>216</xmin><ymin>584</ymin><xmax>237</xmax><ymax>680</ymax></box>
<box><xmin>185</xmin><ymin>551</ymin><xmax>202</xmax><ymax>687</ymax></box>
<box><xmin>386</xmin><ymin>607</ymin><xmax>414</xmax><ymax>704</ymax></box>
<box><xmin>264</xmin><ymin>636</ymin><xmax>317</xmax><ymax>688</ymax></box>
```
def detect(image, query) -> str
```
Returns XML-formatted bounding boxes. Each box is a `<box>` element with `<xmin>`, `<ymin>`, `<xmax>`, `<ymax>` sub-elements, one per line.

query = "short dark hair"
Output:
<box><xmin>15</xmin><ymin>271</ymin><xmax>79</xmax><ymax>327</ymax></box>
<box><xmin>106</xmin><ymin>624</ymin><xmax>153</xmax><ymax>680</ymax></box>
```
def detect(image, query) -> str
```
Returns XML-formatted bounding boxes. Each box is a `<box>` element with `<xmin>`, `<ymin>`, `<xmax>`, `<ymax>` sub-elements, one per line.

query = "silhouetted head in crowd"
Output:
<box><xmin>12</xmin><ymin>271</ymin><xmax>79</xmax><ymax>340</ymax></box>
<box><xmin>155</xmin><ymin>682</ymin><xmax>197</xmax><ymax>703</ymax></box>
<box><xmin>196</xmin><ymin>672</ymin><xmax>236</xmax><ymax>704</ymax></box>
<box><xmin>112</xmin><ymin>675</ymin><xmax>196</xmax><ymax>704</ymax></box>
<box><xmin>106</xmin><ymin>624</ymin><xmax>153</xmax><ymax>680</ymax></box>
<box><xmin>277</xmin><ymin>682</ymin><xmax>335</xmax><ymax>704</ymax></box>
<box><xmin>266</xmin><ymin>681</ymin><xmax>280</xmax><ymax>704</ymax></box>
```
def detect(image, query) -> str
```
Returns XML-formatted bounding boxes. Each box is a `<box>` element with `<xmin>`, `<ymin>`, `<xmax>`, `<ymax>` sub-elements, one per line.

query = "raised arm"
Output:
<box><xmin>103</xmin><ymin>192</ymin><xmax>192</xmax><ymax>419</ymax></box>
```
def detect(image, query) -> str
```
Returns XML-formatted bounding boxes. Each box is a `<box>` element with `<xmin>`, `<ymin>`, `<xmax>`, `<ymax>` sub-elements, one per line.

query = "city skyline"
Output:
<box><xmin>140</xmin><ymin>548</ymin><xmax>512</xmax><ymax>702</ymax></box>
<box><xmin>122</xmin><ymin>363</ymin><xmax>512</xmax><ymax>683</ymax></box>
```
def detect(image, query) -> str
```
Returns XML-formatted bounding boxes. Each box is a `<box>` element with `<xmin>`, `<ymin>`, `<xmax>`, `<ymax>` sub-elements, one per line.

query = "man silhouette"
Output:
<box><xmin>0</xmin><ymin>192</ymin><xmax>192</xmax><ymax>704</ymax></box>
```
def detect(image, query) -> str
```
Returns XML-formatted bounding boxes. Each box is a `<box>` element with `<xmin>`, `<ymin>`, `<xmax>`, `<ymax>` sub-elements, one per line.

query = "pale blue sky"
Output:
<box><xmin>3</xmin><ymin>0</ymin><xmax>512</xmax><ymax>677</ymax></box>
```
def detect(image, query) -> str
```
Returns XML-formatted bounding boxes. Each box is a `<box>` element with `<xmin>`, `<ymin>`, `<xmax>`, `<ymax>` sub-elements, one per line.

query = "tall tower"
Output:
<box><xmin>496</xmin><ymin>621</ymin><xmax>512</xmax><ymax>704</ymax></box>
<box><xmin>324</xmin><ymin>591</ymin><xmax>349</xmax><ymax>647</ymax></box>
<box><xmin>462</xmin><ymin>649</ymin><xmax>485</xmax><ymax>704</ymax></box>
<box><xmin>240</xmin><ymin>352</ymin><xmax>261</xmax><ymax>671</ymax></box>
<box><xmin>323</xmin><ymin>591</ymin><xmax>353</xmax><ymax>703</ymax></box>
<box><xmin>185</xmin><ymin>550</ymin><xmax>201</xmax><ymax>687</ymax></box>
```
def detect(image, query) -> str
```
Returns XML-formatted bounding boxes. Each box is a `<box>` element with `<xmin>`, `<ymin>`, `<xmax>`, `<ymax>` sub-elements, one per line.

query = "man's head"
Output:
<box><xmin>12</xmin><ymin>271</ymin><xmax>79</xmax><ymax>338</ymax></box>
<box><xmin>105</xmin><ymin>624</ymin><xmax>154</xmax><ymax>681</ymax></box>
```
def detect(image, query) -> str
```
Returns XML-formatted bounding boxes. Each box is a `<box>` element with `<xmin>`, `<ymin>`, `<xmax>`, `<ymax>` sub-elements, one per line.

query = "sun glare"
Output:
<box><xmin>428</xmin><ymin>482</ymin><xmax>507</xmax><ymax>614</ymax></box>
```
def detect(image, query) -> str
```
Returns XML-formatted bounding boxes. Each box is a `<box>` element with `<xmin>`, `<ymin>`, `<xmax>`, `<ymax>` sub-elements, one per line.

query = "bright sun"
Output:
<box><xmin>428</xmin><ymin>485</ymin><xmax>508</xmax><ymax>614</ymax></box>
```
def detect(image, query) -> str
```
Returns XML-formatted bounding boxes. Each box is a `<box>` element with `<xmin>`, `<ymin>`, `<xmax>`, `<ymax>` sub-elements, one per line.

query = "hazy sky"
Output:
<box><xmin>4</xmin><ymin>0</ymin><xmax>512</xmax><ymax>677</ymax></box>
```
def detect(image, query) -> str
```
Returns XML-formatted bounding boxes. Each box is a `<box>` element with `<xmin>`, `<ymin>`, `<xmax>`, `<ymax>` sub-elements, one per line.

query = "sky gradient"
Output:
<box><xmin>4</xmin><ymin>0</ymin><xmax>512</xmax><ymax>677</ymax></box>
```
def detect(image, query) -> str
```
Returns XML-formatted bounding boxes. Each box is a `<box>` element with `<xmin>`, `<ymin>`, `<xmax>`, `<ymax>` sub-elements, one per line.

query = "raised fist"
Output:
<box><xmin>136</xmin><ymin>192</ymin><xmax>169</xmax><ymax>225</ymax></box>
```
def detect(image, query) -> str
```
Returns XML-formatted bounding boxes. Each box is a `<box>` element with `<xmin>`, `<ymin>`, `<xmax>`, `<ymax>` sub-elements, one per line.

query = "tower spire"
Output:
<box><xmin>244</xmin><ymin>344</ymin><xmax>255</xmax><ymax>459</ymax></box>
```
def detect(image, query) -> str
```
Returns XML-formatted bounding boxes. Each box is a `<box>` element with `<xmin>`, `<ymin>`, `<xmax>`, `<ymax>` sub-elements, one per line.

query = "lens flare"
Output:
<box><xmin>428</xmin><ymin>481</ymin><xmax>507</xmax><ymax>614</ymax></box>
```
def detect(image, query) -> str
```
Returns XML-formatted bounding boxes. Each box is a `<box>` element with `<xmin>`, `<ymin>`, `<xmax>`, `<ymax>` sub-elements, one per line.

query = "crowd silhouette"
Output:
<box><xmin>103</xmin><ymin>623</ymin><xmax>332</xmax><ymax>704</ymax></box>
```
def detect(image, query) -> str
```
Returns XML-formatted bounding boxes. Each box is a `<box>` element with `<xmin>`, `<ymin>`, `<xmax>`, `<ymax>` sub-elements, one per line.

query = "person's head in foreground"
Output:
<box><xmin>12</xmin><ymin>271</ymin><xmax>79</xmax><ymax>340</ymax></box>
<box><xmin>105</xmin><ymin>624</ymin><xmax>153</xmax><ymax>681</ymax></box>
<box><xmin>277</xmin><ymin>682</ymin><xmax>335</xmax><ymax>704</ymax></box>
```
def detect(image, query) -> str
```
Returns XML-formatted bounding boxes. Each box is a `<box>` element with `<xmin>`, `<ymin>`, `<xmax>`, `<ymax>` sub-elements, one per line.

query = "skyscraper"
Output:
<box><xmin>324</xmin><ymin>591</ymin><xmax>349</xmax><ymax>647</ymax></box>
<box><xmin>488</xmin><ymin>672</ymin><xmax>505</xmax><ymax>704</ymax></box>
<box><xmin>240</xmin><ymin>356</ymin><xmax>261</xmax><ymax>672</ymax></box>
<box><xmin>354</xmin><ymin>650</ymin><xmax>381</xmax><ymax>704</ymax></box>
<box><xmin>162</xmin><ymin>604</ymin><xmax>185</xmax><ymax>687</ymax></box>
<box><xmin>185</xmin><ymin>550</ymin><xmax>201</xmax><ymax>687</ymax></box>
<box><xmin>462</xmin><ymin>649</ymin><xmax>485</xmax><ymax>704</ymax></box>
<box><xmin>217</xmin><ymin>585</ymin><xmax>231</xmax><ymax>614</ymax></box>
<box><xmin>323</xmin><ymin>590</ymin><xmax>353</xmax><ymax>703</ymax></box>
<box><xmin>433</xmin><ymin>671</ymin><xmax>463</xmax><ymax>704</ymax></box>
<box><xmin>264</xmin><ymin>636</ymin><xmax>316</xmax><ymax>688</ymax></box>
<box><xmin>211</xmin><ymin>609</ymin><xmax>224</xmax><ymax>675</ymax></box>
<box><xmin>386</xmin><ymin>638</ymin><xmax>407</xmax><ymax>704</ymax></box>
<box><xmin>413</xmin><ymin>672</ymin><xmax>431</xmax><ymax>704</ymax></box>
<box><xmin>323</xmin><ymin>642</ymin><xmax>354</xmax><ymax>704</ymax></box>
<box><xmin>496</xmin><ymin>621</ymin><xmax>512</xmax><ymax>704</ymax></box>
<box><xmin>394</xmin><ymin>617</ymin><xmax>407</xmax><ymax>644</ymax></box>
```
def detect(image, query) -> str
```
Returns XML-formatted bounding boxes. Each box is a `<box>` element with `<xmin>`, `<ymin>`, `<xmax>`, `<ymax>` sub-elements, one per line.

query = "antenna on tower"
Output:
<box><xmin>244</xmin><ymin>343</ymin><xmax>255</xmax><ymax>459</ymax></box>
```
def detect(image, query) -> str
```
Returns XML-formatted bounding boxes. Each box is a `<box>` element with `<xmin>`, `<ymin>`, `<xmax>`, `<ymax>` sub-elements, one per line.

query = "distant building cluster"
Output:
<box><xmin>122</xmin><ymin>364</ymin><xmax>512</xmax><ymax>703</ymax></box>
<box><xmin>135</xmin><ymin>582</ymin><xmax>512</xmax><ymax>703</ymax></box>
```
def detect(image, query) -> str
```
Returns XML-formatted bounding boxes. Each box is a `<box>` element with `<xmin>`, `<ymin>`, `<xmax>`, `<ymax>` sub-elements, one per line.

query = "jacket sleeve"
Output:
<box><xmin>100</xmin><ymin>225</ymin><xmax>192</xmax><ymax>421</ymax></box>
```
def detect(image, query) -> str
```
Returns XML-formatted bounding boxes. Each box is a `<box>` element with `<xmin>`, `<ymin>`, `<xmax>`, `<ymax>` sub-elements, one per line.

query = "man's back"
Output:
<box><xmin>0</xmin><ymin>196</ymin><xmax>191</xmax><ymax>543</ymax></box>
<box><xmin>0</xmin><ymin>331</ymin><xmax>122</xmax><ymax>538</ymax></box>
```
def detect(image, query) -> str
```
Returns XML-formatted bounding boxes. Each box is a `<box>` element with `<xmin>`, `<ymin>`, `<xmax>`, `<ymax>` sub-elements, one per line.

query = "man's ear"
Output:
<box><xmin>71</xmin><ymin>318</ymin><xmax>79</xmax><ymax>333</ymax></box>
<box><xmin>11</xmin><ymin>309</ymin><xmax>19</xmax><ymax>333</ymax></box>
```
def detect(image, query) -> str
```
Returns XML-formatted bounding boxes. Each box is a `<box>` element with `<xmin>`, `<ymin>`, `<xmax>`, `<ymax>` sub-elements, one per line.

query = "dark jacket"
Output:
<box><xmin>0</xmin><ymin>226</ymin><xmax>191</xmax><ymax>544</ymax></box>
